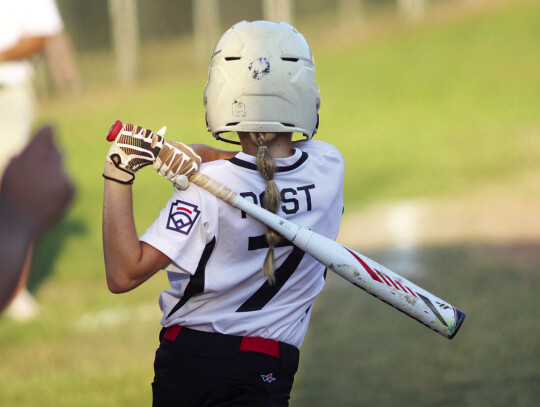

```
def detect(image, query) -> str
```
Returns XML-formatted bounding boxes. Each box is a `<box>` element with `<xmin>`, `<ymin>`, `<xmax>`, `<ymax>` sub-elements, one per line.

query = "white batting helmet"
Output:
<box><xmin>203</xmin><ymin>20</ymin><xmax>320</xmax><ymax>144</ymax></box>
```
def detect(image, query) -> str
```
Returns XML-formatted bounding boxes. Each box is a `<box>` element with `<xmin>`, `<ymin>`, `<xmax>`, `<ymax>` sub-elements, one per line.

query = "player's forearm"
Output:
<box><xmin>102</xmin><ymin>181</ymin><xmax>149</xmax><ymax>293</ymax></box>
<box><xmin>102</xmin><ymin>122</ymin><xmax>179</xmax><ymax>293</ymax></box>
<box><xmin>0</xmin><ymin>37</ymin><xmax>48</xmax><ymax>62</ymax></box>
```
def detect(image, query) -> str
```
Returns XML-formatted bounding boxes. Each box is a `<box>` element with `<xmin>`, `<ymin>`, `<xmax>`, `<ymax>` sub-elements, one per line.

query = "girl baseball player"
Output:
<box><xmin>102</xmin><ymin>21</ymin><xmax>344</xmax><ymax>406</ymax></box>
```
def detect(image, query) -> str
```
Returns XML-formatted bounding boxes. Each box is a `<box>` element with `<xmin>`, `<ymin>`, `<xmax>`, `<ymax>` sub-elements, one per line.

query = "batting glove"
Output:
<box><xmin>103</xmin><ymin>122</ymin><xmax>165</xmax><ymax>184</ymax></box>
<box><xmin>153</xmin><ymin>141</ymin><xmax>201</xmax><ymax>190</ymax></box>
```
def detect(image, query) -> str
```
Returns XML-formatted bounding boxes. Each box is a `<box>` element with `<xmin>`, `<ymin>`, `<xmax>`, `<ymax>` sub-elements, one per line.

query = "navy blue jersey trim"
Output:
<box><xmin>166</xmin><ymin>237</ymin><xmax>216</xmax><ymax>319</ymax></box>
<box><xmin>229</xmin><ymin>151</ymin><xmax>308</xmax><ymax>173</ymax></box>
<box><xmin>236</xmin><ymin>246</ymin><xmax>305</xmax><ymax>312</ymax></box>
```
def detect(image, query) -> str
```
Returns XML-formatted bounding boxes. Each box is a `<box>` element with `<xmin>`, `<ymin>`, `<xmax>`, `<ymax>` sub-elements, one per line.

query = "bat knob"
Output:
<box><xmin>106</xmin><ymin>120</ymin><xmax>123</xmax><ymax>141</ymax></box>
<box><xmin>448</xmin><ymin>308</ymin><xmax>466</xmax><ymax>339</ymax></box>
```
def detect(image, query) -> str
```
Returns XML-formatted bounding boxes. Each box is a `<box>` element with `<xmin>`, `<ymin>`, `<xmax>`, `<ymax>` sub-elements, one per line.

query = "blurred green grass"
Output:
<box><xmin>296</xmin><ymin>242</ymin><xmax>540</xmax><ymax>406</ymax></box>
<box><xmin>0</xmin><ymin>1</ymin><xmax>539</xmax><ymax>406</ymax></box>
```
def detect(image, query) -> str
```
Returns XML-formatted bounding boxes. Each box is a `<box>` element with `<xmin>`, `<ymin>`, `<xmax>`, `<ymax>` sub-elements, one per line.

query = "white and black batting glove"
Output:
<box><xmin>103</xmin><ymin>122</ymin><xmax>165</xmax><ymax>184</ymax></box>
<box><xmin>153</xmin><ymin>141</ymin><xmax>201</xmax><ymax>190</ymax></box>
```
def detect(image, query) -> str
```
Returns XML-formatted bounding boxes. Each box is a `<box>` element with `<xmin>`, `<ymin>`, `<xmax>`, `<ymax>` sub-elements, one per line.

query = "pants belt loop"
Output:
<box><xmin>239</xmin><ymin>336</ymin><xmax>281</xmax><ymax>358</ymax></box>
<box><xmin>163</xmin><ymin>325</ymin><xmax>182</xmax><ymax>341</ymax></box>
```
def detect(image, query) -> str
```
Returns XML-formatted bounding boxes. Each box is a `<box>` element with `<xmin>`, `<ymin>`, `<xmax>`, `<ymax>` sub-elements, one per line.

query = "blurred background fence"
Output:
<box><xmin>40</xmin><ymin>0</ymin><xmax>458</xmax><ymax>96</ymax></box>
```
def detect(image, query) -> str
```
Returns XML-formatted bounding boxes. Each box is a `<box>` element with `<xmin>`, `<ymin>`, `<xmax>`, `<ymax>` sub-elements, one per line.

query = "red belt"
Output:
<box><xmin>163</xmin><ymin>325</ymin><xmax>281</xmax><ymax>358</ymax></box>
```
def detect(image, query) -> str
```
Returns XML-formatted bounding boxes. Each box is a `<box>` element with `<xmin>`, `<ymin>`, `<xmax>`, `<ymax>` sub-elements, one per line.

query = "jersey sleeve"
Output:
<box><xmin>140</xmin><ymin>186</ymin><xmax>218</xmax><ymax>275</ymax></box>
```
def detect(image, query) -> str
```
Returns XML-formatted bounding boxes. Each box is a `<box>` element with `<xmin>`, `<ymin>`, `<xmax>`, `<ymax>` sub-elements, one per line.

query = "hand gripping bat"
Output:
<box><xmin>107</xmin><ymin>121</ymin><xmax>466</xmax><ymax>339</ymax></box>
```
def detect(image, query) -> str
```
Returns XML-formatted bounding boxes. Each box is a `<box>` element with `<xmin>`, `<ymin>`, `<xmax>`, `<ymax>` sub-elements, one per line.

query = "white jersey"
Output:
<box><xmin>140</xmin><ymin>139</ymin><xmax>344</xmax><ymax>348</ymax></box>
<box><xmin>0</xmin><ymin>0</ymin><xmax>63</xmax><ymax>85</ymax></box>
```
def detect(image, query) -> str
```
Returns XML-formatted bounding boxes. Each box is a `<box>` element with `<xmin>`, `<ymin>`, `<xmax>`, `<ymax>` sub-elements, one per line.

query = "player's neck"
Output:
<box><xmin>238</xmin><ymin>133</ymin><xmax>294</xmax><ymax>158</ymax></box>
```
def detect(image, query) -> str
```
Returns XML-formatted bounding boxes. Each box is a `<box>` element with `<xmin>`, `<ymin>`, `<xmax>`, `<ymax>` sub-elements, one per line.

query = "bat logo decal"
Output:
<box><xmin>167</xmin><ymin>200</ymin><xmax>201</xmax><ymax>235</ymax></box>
<box><xmin>418</xmin><ymin>294</ymin><xmax>448</xmax><ymax>327</ymax></box>
<box><xmin>344</xmin><ymin>248</ymin><xmax>416</xmax><ymax>297</ymax></box>
<box><xmin>345</xmin><ymin>247</ymin><xmax>449</xmax><ymax>327</ymax></box>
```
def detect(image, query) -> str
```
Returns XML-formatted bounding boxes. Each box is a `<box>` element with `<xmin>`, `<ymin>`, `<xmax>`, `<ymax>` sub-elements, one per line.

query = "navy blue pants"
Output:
<box><xmin>152</xmin><ymin>326</ymin><xmax>300</xmax><ymax>407</ymax></box>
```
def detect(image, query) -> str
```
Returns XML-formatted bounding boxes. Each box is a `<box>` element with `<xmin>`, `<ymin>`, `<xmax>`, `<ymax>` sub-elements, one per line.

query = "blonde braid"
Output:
<box><xmin>249</xmin><ymin>132</ymin><xmax>281</xmax><ymax>284</ymax></box>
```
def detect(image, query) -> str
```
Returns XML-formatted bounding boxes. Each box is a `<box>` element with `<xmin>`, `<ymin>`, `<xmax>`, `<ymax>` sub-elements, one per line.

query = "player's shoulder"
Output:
<box><xmin>199</xmin><ymin>156</ymin><xmax>237</xmax><ymax>177</ymax></box>
<box><xmin>294</xmin><ymin>139</ymin><xmax>344</xmax><ymax>165</ymax></box>
<box><xmin>196</xmin><ymin>157</ymin><xmax>247</xmax><ymax>193</ymax></box>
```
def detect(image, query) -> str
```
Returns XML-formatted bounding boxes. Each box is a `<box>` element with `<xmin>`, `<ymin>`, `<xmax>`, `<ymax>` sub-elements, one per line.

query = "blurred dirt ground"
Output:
<box><xmin>338</xmin><ymin>167</ymin><xmax>540</xmax><ymax>250</ymax></box>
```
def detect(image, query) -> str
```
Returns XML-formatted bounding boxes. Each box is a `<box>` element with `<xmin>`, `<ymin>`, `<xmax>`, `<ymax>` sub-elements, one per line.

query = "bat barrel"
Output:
<box><xmin>324</xmin><ymin>241</ymin><xmax>466</xmax><ymax>339</ymax></box>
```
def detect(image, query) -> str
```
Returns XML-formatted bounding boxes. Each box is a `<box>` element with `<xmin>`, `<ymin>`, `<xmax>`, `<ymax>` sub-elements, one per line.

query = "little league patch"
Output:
<box><xmin>167</xmin><ymin>200</ymin><xmax>201</xmax><ymax>235</ymax></box>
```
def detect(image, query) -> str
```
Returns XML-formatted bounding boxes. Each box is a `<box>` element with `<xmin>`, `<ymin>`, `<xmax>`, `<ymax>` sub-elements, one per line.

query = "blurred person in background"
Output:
<box><xmin>0</xmin><ymin>0</ymin><xmax>64</xmax><ymax>318</ymax></box>
<box><xmin>0</xmin><ymin>125</ymin><xmax>74</xmax><ymax>313</ymax></box>
<box><xmin>0</xmin><ymin>0</ymin><xmax>64</xmax><ymax>171</ymax></box>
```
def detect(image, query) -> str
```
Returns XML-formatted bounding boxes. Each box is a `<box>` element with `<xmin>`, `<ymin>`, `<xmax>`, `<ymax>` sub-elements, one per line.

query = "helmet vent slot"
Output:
<box><xmin>282</xmin><ymin>123</ymin><xmax>295</xmax><ymax>127</ymax></box>
<box><xmin>225</xmin><ymin>57</ymin><xmax>241</xmax><ymax>61</ymax></box>
<box><xmin>281</xmin><ymin>57</ymin><xmax>299</xmax><ymax>62</ymax></box>
<box><xmin>226</xmin><ymin>122</ymin><xmax>240</xmax><ymax>126</ymax></box>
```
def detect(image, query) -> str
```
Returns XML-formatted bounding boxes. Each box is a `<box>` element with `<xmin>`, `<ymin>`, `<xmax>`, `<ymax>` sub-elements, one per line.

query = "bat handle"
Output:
<box><xmin>188</xmin><ymin>172</ymin><xmax>238</xmax><ymax>206</ymax></box>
